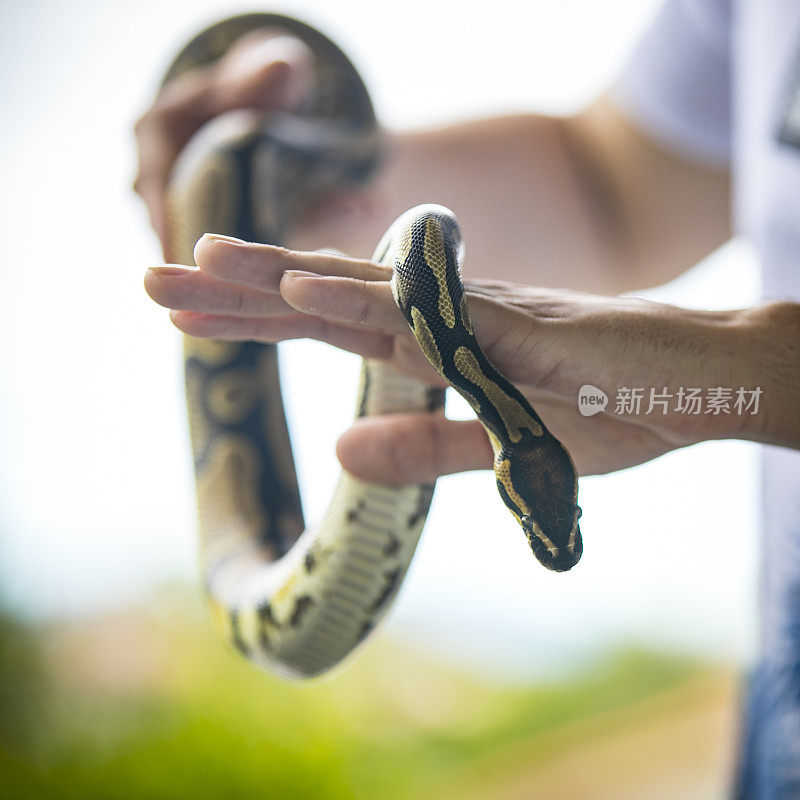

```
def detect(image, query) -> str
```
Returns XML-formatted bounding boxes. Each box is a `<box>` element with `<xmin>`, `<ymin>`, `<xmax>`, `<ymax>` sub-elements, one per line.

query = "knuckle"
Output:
<box><xmin>134</xmin><ymin>105</ymin><xmax>168</xmax><ymax>137</ymax></box>
<box><xmin>354</xmin><ymin>287</ymin><xmax>371</xmax><ymax>325</ymax></box>
<box><xmin>227</xmin><ymin>289</ymin><xmax>245</xmax><ymax>314</ymax></box>
<box><xmin>386</xmin><ymin>421</ymin><xmax>435</xmax><ymax>482</ymax></box>
<box><xmin>383</xmin><ymin>429</ymin><xmax>411</xmax><ymax>478</ymax></box>
<box><xmin>133</xmin><ymin>112</ymin><xmax>152</xmax><ymax>137</ymax></box>
<box><xmin>132</xmin><ymin>171</ymin><xmax>153</xmax><ymax>196</ymax></box>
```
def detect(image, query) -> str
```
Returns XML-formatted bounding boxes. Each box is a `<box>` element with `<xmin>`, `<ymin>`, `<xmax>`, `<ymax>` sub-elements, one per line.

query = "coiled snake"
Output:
<box><xmin>163</xmin><ymin>13</ymin><xmax>582</xmax><ymax>680</ymax></box>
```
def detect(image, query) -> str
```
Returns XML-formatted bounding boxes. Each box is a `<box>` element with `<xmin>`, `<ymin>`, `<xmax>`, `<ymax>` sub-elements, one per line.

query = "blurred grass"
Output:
<box><xmin>0</xmin><ymin>596</ymin><xmax>736</xmax><ymax>800</ymax></box>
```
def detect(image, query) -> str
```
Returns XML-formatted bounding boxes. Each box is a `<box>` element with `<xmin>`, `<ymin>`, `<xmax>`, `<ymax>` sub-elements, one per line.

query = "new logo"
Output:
<box><xmin>577</xmin><ymin>385</ymin><xmax>608</xmax><ymax>416</ymax></box>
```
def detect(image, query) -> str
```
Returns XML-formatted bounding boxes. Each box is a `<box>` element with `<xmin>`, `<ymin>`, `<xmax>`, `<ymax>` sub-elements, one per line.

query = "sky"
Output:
<box><xmin>0</xmin><ymin>0</ymin><xmax>762</xmax><ymax>679</ymax></box>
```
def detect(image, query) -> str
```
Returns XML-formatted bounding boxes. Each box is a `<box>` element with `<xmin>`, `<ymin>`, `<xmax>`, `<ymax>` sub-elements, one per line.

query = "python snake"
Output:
<box><xmin>162</xmin><ymin>14</ymin><xmax>582</xmax><ymax>680</ymax></box>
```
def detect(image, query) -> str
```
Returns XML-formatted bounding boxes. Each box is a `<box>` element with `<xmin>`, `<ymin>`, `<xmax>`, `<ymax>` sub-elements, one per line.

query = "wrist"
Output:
<box><xmin>732</xmin><ymin>301</ymin><xmax>800</xmax><ymax>448</ymax></box>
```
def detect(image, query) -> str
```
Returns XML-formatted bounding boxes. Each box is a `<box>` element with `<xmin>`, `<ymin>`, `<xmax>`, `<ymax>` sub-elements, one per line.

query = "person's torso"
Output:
<box><xmin>733</xmin><ymin>0</ymin><xmax>800</xmax><ymax>658</ymax></box>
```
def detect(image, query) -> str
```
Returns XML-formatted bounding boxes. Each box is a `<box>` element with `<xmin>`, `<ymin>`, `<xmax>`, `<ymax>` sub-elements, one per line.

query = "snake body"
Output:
<box><xmin>164</xmin><ymin>14</ymin><xmax>581</xmax><ymax>680</ymax></box>
<box><xmin>383</xmin><ymin>207</ymin><xmax>582</xmax><ymax>571</ymax></box>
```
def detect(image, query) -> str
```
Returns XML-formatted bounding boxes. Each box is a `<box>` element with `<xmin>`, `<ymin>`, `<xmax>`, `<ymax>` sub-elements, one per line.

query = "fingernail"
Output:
<box><xmin>201</xmin><ymin>232</ymin><xmax>248</xmax><ymax>245</ymax></box>
<box><xmin>146</xmin><ymin>266</ymin><xmax>192</xmax><ymax>277</ymax></box>
<box><xmin>283</xmin><ymin>270</ymin><xmax>320</xmax><ymax>279</ymax></box>
<box><xmin>169</xmin><ymin>309</ymin><xmax>202</xmax><ymax>321</ymax></box>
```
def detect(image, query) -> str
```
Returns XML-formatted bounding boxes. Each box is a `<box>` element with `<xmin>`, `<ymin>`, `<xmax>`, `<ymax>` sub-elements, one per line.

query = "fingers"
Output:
<box><xmin>278</xmin><ymin>268</ymin><xmax>541</xmax><ymax>381</ymax></box>
<box><xmin>177</xmin><ymin>236</ymin><xmax>515</xmax><ymax>381</ymax></box>
<box><xmin>168</xmin><ymin>309</ymin><xmax>394</xmax><ymax>359</ymax></box>
<box><xmin>211</xmin><ymin>32</ymin><xmax>314</xmax><ymax>111</ymax></box>
<box><xmin>151</xmin><ymin>237</ymin><xmax>574</xmax><ymax>391</ymax></box>
<box><xmin>280</xmin><ymin>271</ymin><xmax>408</xmax><ymax>334</ymax></box>
<box><xmin>133</xmin><ymin>30</ymin><xmax>314</xmax><ymax>251</ymax></box>
<box><xmin>194</xmin><ymin>234</ymin><xmax>391</xmax><ymax>290</ymax></box>
<box><xmin>144</xmin><ymin>265</ymin><xmax>292</xmax><ymax>317</ymax></box>
<box><xmin>336</xmin><ymin>416</ymin><xmax>493</xmax><ymax>485</ymax></box>
<box><xmin>144</xmin><ymin>239</ymin><xmax>409</xmax><ymax>362</ymax></box>
<box><xmin>133</xmin><ymin>73</ymin><xmax>220</xmax><ymax>251</ymax></box>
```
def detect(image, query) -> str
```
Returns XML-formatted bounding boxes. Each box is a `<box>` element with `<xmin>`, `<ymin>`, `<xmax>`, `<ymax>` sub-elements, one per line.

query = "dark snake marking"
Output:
<box><xmin>388</xmin><ymin>206</ymin><xmax>583</xmax><ymax>572</ymax></box>
<box><xmin>162</xmin><ymin>14</ymin><xmax>583</xmax><ymax>682</ymax></box>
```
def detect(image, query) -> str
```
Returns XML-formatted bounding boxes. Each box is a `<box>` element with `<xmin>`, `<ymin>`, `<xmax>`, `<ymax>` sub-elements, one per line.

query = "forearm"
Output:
<box><xmin>334</xmin><ymin>114</ymin><xmax>622</xmax><ymax>293</ymax></box>
<box><xmin>736</xmin><ymin>301</ymin><xmax>800</xmax><ymax>450</ymax></box>
<box><xmin>320</xmin><ymin>102</ymin><xmax>731</xmax><ymax>296</ymax></box>
<box><xmin>377</xmin><ymin>115</ymin><xmax>621</xmax><ymax>293</ymax></box>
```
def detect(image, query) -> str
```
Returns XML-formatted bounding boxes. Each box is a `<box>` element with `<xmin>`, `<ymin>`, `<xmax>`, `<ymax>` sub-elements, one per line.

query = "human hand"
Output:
<box><xmin>145</xmin><ymin>236</ymin><xmax>783</xmax><ymax>482</ymax></box>
<box><xmin>133</xmin><ymin>28</ymin><xmax>317</xmax><ymax>256</ymax></box>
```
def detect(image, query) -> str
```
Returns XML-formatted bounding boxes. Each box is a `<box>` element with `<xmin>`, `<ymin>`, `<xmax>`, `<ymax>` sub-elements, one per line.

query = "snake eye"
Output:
<box><xmin>520</xmin><ymin>515</ymin><xmax>532</xmax><ymax>530</ymax></box>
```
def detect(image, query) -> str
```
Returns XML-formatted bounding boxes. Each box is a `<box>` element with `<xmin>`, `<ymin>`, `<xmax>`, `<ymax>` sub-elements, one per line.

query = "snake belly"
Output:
<box><xmin>165</xmin><ymin>14</ymin><xmax>443</xmax><ymax>679</ymax></box>
<box><xmin>385</xmin><ymin>205</ymin><xmax>583</xmax><ymax>572</ymax></box>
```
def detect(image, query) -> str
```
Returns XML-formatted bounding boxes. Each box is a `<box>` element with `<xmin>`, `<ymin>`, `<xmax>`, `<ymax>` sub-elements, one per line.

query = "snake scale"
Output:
<box><xmin>163</xmin><ymin>14</ymin><xmax>582</xmax><ymax>680</ymax></box>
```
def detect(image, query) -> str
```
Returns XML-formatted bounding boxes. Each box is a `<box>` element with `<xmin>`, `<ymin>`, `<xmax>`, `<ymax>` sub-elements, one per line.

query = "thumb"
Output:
<box><xmin>336</xmin><ymin>415</ymin><xmax>493</xmax><ymax>486</ymax></box>
<box><xmin>212</xmin><ymin>31</ymin><xmax>314</xmax><ymax>113</ymax></box>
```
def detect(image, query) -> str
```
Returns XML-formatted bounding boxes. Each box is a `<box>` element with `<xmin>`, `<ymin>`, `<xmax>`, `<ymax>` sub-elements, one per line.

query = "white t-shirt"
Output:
<box><xmin>613</xmin><ymin>0</ymin><xmax>800</xmax><ymax>789</ymax></box>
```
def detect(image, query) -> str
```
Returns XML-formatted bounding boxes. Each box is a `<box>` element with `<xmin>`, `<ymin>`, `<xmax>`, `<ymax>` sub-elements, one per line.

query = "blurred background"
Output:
<box><xmin>0</xmin><ymin>0</ymin><xmax>760</xmax><ymax>797</ymax></box>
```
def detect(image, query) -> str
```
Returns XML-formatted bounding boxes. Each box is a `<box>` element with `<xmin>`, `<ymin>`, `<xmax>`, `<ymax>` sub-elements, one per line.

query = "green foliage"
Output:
<box><xmin>0</xmin><ymin>602</ymin><xmax>708</xmax><ymax>800</ymax></box>
<box><xmin>0</xmin><ymin>615</ymin><xmax>48</xmax><ymax>755</ymax></box>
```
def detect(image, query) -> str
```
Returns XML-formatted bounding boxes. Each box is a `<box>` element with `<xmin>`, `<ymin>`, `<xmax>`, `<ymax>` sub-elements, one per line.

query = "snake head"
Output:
<box><xmin>494</xmin><ymin>438</ymin><xmax>583</xmax><ymax>572</ymax></box>
<box><xmin>520</xmin><ymin>506</ymin><xmax>582</xmax><ymax>572</ymax></box>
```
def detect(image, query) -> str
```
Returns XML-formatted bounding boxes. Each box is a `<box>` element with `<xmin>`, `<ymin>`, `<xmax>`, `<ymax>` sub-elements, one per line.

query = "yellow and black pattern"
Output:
<box><xmin>162</xmin><ymin>15</ymin><xmax>581</xmax><ymax>683</ymax></box>
<box><xmin>388</xmin><ymin>205</ymin><xmax>583</xmax><ymax>571</ymax></box>
<box><xmin>165</xmin><ymin>14</ymin><xmax>444</xmax><ymax>679</ymax></box>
